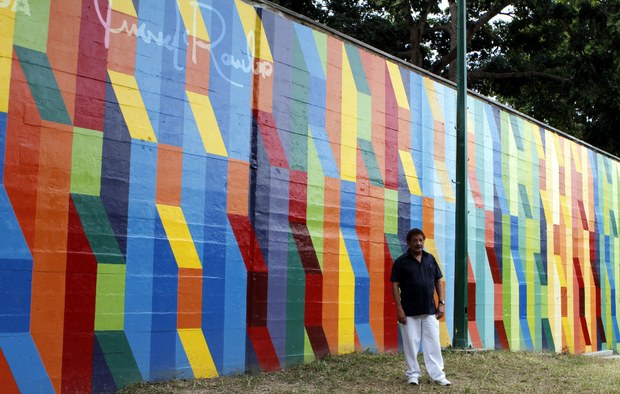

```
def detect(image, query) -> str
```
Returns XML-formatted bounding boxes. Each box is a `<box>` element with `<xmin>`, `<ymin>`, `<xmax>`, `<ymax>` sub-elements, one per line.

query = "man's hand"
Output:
<box><xmin>435</xmin><ymin>304</ymin><xmax>445</xmax><ymax>320</ymax></box>
<box><xmin>397</xmin><ymin>307</ymin><xmax>407</xmax><ymax>325</ymax></box>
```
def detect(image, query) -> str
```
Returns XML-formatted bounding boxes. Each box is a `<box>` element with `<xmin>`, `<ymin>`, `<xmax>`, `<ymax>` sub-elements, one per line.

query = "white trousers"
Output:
<box><xmin>400</xmin><ymin>314</ymin><xmax>446</xmax><ymax>381</ymax></box>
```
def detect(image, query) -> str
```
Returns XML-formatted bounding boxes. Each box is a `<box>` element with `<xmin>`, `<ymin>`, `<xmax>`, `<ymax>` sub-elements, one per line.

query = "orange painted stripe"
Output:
<box><xmin>359</xmin><ymin>53</ymin><xmax>386</xmax><ymax>182</ymax></box>
<box><xmin>178</xmin><ymin>268</ymin><xmax>203</xmax><ymax>329</ymax></box>
<box><xmin>31</xmin><ymin>122</ymin><xmax>73</xmax><ymax>393</ymax></box>
<box><xmin>186</xmin><ymin>37</ymin><xmax>211</xmax><ymax>95</ymax></box>
<box><xmin>253</xmin><ymin>59</ymin><xmax>274</xmax><ymax>113</ymax></box>
<box><xmin>325</xmin><ymin>36</ymin><xmax>342</xmax><ymax>174</ymax></box>
<box><xmin>4</xmin><ymin>54</ymin><xmax>41</xmax><ymax>250</ymax></box>
<box><xmin>356</xmin><ymin>150</ymin><xmax>371</xmax><ymax>263</ymax></box>
<box><xmin>227</xmin><ymin>159</ymin><xmax>249</xmax><ymax>216</ymax></box>
<box><xmin>323</xmin><ymin>176</ymin><xmax>340</xmax><ymax>353</ymax></box>
<box><xmin>369</xmin><ymin>185</ymin><xmax>385</xmax><ymax>350</ymax></box>
<box><xmin>156</xmin><ymin>144</ymin><xmax>183</xmax><ymax>206</ymax></box>
<box><xmin>0</xmin><ymin>349</ymin><xmax>19</xmax><ymax>394</ymax></box>
<box><xmin>47</xmin><ymin>0</ymin><xmax>82</xmax><ymax>123</ymax></box>
<box><xmin>107</xmin><ymin>12</ymin><xmax>137</xmax><ymax>74</ymax></box>
<box><xmin>422</xmin><ymin>197</ymin><xmax>434</xmax><ymax>239</ymax></box>
<box><xmin>434</xmin><ymin>120</ymin><xmax>445</xmax><ymax>162</ymax></box>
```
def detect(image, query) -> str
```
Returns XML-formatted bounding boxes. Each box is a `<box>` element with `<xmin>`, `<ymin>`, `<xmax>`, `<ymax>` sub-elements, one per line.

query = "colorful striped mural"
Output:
<box><xmin>0</xmin><ymin>0</ymin><xmax>618</xmax><ymax>392</ymax></box>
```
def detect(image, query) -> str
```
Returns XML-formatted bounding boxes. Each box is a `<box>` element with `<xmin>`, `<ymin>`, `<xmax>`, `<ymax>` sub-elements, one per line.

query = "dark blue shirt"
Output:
<box><xmin>390</xmin><ymin>249</ymin><xmax>443</xmax><ymax>316</ymax></box>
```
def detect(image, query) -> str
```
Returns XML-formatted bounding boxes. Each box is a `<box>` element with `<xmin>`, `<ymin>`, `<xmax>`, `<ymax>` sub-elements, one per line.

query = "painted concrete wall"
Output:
<box><xmin>0</xmin><ymin>0</ymin><xmax>618</xmax><ymax>392</ymax></box>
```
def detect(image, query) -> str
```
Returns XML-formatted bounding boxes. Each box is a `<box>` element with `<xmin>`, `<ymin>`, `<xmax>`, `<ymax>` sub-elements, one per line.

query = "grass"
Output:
<box><xmin>120</xmin><ymin>350</ymin><xmax>620</xmax><ymax>393</ymax></box>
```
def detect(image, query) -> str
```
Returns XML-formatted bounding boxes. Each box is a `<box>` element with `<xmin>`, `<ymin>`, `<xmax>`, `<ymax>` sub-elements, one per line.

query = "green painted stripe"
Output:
<box><xmin>95</xmin><ymin>264</ymin><xmax>126</xmax><ymax>330</ymax></box>
<box><xmin>312</xmin><ymin>30</ymin><xmax>327</xmax><ymax>78</ymax></box>
<box><xmin>534</xmin><ymin>253</ymin><xmax>547</xmax><ymax>286</ymax></box>
<box><xmin>72</xmin><ymin>194</ymin><xmax>125</xmax><ymax>264</ymax></box>
<box><xmin>286</xmin><ymin>232</ymin><xmax>305</xmax><ymax>366</ymax></box>
<box><xmin>307</xmin><ymin>131</ymin><xmax>324</xmax><ymax>270</ymax></box>
<box><xmin>541</xmin><ymin>317</ymin><xmax>555</xmax><ymax>352</ymax></box>
<box><xmin>14</xmin><ymin>46</ymin><xmax>71</xmax><ymax>125</ymax></box>
<box><xmin>290</xmin><ymin>31</ymin><xmax>309</xmax><ymax>172</ymax></box>
<box><xmin>384</xmin><ymin>233</ymin><xmax>404</xmax><ymax>262</ymax></box>
<box><xmin>518</xmin><ymin>184</ymin><xmax>532</xmax><ymax>219</ymax></box>
<box><xmin>95</xmin><ymin>331</ymin><xmax>142</xmax><ymax>388</ymax></box>
<box><xmin>344</xmin><ymin>44</ymin><xmax>370</xmax><ymax>94</ymax></box>
<box><xmin>303</xmin><ymin>329</ymin><xmax>316</xmax><ymax>363</ymax></box>
<box><xmin>71</xmin><ymin>128</ymin><xmax>103</xmax><ymax>196</ymax></box>
<box><xmin>384</xmin><ymin>189</ymin><xmax>398</xmax><ymax>235</ymax></box>
<box><xmin>358</xmin><ymin>139</ymin><xmax>384</xmax><ymax>188</ymax></box>
<box><xmin>13</xmin><ymin>0</ymin><xmax>50</xmax><ymax>53</ymax></box>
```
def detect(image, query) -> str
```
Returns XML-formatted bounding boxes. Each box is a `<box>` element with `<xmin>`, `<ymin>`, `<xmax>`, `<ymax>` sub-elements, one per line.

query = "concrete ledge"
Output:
<box><xmin>584</xmin><ymin>350</ymin><xmax>614</xmax><ymax>357</ymax></box>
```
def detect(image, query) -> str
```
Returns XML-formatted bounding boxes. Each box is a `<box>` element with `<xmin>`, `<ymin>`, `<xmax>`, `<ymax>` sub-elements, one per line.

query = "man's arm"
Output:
<box><xmin>391</xmin><ymin>282</ymin><xmax>407</xmax><ymax>325</ymax></box>
<box><xmin>435</xmin><ymin>278</ymin><xmax>445</xmax><ymax>319</ymax></box>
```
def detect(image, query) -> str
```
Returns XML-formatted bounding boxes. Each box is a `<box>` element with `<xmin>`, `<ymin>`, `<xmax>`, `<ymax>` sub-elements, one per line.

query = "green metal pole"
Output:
<box><xmin>453</xmin><ymin>0</ymin><xmax>469</xmax><ymax>348</ymax></box>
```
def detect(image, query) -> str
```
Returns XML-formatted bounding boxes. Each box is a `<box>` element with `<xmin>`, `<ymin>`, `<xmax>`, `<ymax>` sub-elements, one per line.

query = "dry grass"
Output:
<box><xmin>120</xmin><ymin>350</ymin><xmax>620</xmax><ymax>393</ymax></box>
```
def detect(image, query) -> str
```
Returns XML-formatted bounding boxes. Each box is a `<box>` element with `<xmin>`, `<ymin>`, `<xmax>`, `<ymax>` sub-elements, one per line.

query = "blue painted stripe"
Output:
<box><xmin>0</xmin><ymin>112</ymin><xmax>6</xmax><ymax>183</ymax></box>
<box><xmin>0</xmin><ymin>334</ymin><xmax>54</xmax><ymax>393</ymax></box>
<box><xmin>223</xmin><ymin>220</ymin><xmax>248</xmax><ymax>374</ymax></box>
<box><xmin>519</xmin><ymin>318</ymin><xmax>534</xmax><ymax>350</ymax></box>
<box><xmin>355</xmin><ymin>323</ymin><xmax>377</xmax><ymax>351</ymax></box>
<box><xmin>309</xmin><ymin>124</ymin><xmax>339</xmax><ymax>178</ymax></box>
<box><xmin>294</xmin><ymin>24</ymin><xmax>325</xmax><ymax>80</ymax></box>
<box><xmin>150</xmin><ymin>215</ymin><xmax>178</xmax><ymax>379</ymax></box>
<box><xmin>134</xmin><ymin>1</ymin><xmax>166</xmax><ymax>141</ymax></box>
<box><xmin>207</xmin><ymin>0</ymin><xmax>253</xmax><ymax>160</ymax></box>
<box><xmin>124</xmin><ymin>140</ymin><xmax>158</xmax><ymax>380</ymax></box>
<box><xmin>0</xmin><ymin>188</ymin><xmax>32</xmax><ymax>333</ymax></box>
<box><xmin>202</xmin><ymin>155</ymin><xmax>228</xmax><ymax>373</ymax></box>
<box><xmin>157</xmin><ymin>0</ymin><xmax>186</xmax><ymax>147</ymax></box>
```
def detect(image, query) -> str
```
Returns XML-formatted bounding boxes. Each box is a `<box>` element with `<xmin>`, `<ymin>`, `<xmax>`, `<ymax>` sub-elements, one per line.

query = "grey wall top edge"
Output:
<box><xmin>248</xmin><ymin>0</ymin><xmax>619</xmax><ymax>162</ymax></box>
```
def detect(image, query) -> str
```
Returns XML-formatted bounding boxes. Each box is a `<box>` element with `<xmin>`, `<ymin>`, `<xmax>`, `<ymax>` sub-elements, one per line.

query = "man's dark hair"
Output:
<box><xmin>406</xmin><ymin>228</ymin><xmax>426</xmax><ymax>243</ymax></box>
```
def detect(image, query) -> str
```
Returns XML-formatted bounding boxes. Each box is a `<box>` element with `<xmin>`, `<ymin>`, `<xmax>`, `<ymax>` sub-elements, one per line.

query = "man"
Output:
<box><xmin>390</xmin><ymin>228</ymin><xmax>451</xmax><ymax>386</ymax></box>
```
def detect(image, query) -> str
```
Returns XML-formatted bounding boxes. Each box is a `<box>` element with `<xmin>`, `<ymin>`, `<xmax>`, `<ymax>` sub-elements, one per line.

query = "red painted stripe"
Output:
<box><xmin>247</xmin><ymin>326</ymin><xmax>280</xmax><ymax>371</ymax></box>
<box><xmin>356</xmin><ymin>152</ymin><xmax>371</xmax><ymax>264</ymax></box>
<box><xmin>467</xmin><ymin>257</ymin><xmax>482</xmax><ymax>348</ymax></box>
<box><xmin>494</xmin><ymin>320</ymin><xmax>510</xmax><ymax>349</ymax></box>
<box><xmin>580</xmin><ymin>317</ymin><xmax>592</xmax><ymax>347</ymax></box>
<box><xmin>74</xmin><ymin>0</ymin><xmax>109</xmax><ymax>131</ymax></box>
<box><xmin>577</xmin><ymin>200</ymin><xmax>588</xmax><ymax>230</ymax></box>
<box><xmin>228</xmin><ymin>214</ymin><xmax>269</xmax><ymax>329</ymax></box>
<box><xmin>289</xmin><ymin>170</ymin><xmax>307</xmax><ymax>223</ymax></box>
<box><xmin>305</xmin><ymin>326</ymin><xmax>330</xmax><ymax>358</ymax></box>
<box><xmin>383</xmin><ymin>238</ymin><xmax>398</xmax><ymax>351</ymax></box>
<box><xmin>0</xmin><ymin>349</ymin><xmax>20</xmax><ymax>394</ymax></box>
<box><xmin>4</xmin><ymin>53</ymin><xmax>41</xmax><ymax>250</ymax></box>
<box><xmin>62</xmin><ymin>197</ymin><xmax>97</xmax><ymax>394</ymax></box>
<box><xmin>253</xmin><ymin>110</ymin><xmax>289</xmax><ymax>168</ymax></box>
<box><xmin>384</xmin><ymin>64</ymin><xmax>399</xmax><ymax>190</ymax></box>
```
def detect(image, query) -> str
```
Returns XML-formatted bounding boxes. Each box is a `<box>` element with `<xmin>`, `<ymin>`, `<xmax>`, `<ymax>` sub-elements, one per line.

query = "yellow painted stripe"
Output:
<box><xmin>0</xmin><ymin>6</ymin><xmax>16</xmax><ymax>113</ymax></box>
<box><xmin>176</xmin><ymin>0</ymin><xmax>209</xmax><ymax>41</ymax></box>
<box><xmin>554</xmin><ymin>255</ymin><xmax>566</xmax><ymax>287</ymax></box>
<box><xmin>341</xmin><ymin>46</ymin><xmax>357</xmax><ymax>182</ymax></box>
<box><xmin>562</xmin><ymin>317</ymin><xmax>574</xmax><ymax>353</ymax></box>
<box><xmin>178</xmin><ymin>328</ymin><xmax>218</xmax><ymax>378</ymax></box>
<box><xmin>532</xmin><ymin>125</ymin><xmax>545</xmax><ymax>159</ymax></box>
<box><xmin>110</xmin><ymin>0</ymin><xmax>137</xmax><ymax>17</ymax></box>
<box><xmin>436</xmin><ymin>161</ymin><xmax>455</xmax><ymax>203</ymax></box>
<box><xmin>234</xmin><ymin>0</ymin><xmax>273</xmax><ymax>62</ymax></box>
<box><xmin>386</xmin><ymin>61</ymin><xmax>409</xmax><ymax>110</ymax></box>
<box><xmin>186</xmin><ymin>91</ymin><xmax>228</xmax><ymax>157</ymax></box>
<box><xmin>156</xmin><ymin>204</ymin><xmax>202</xmax><ymax>269</ymax></box>
<box><xmin>570</xmin><ymin>142</ymin><xmax>582</xmax><ymax>174</ymax></box>
<box><xmin>398</xmin><ymin>150</ymin><xmax>422</xmax><ymax>196</ymax></box>
<box><xmin>423</xmin><ymin>78</ymin><xmax>443</xmax><ymax>122</ymax></box>
<box><xmin>338</xmin><ymin>231</ymin><xmax>355</xmax><ymax>354</ymax></box>
<box><xmin>107</xmin><ymin>70</ymin><xmax>157</xmax><ymax>142</ymax></box>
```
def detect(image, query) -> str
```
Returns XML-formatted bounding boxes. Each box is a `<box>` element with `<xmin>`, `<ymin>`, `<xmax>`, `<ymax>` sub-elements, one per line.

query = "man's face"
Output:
<box><xmin>408</xmin><ymin>234</ymin><xmax>425</xmax><ymax>252</ymax></box>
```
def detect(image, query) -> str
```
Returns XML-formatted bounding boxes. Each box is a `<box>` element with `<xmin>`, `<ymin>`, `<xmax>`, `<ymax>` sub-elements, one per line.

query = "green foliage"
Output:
<box><xmin>267</xmin><ymin>0</ymin><xmax>620</xmax><ymax>156</ymax></box>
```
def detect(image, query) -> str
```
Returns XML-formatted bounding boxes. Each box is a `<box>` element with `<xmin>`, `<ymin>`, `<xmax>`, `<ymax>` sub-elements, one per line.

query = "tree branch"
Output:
<box><xmin>468</xmin><ymin>70</ymin><xmax>569</xmax><ymax>82</ymax></box>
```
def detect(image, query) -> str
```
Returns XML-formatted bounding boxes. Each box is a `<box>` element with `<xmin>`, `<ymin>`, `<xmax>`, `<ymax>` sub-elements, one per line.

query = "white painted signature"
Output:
<box><xmin>0</xmin><ymin>0</ymin><xmax>31</xmax><ymax>16</ymax></box>
<box><xmin>93</xmin><ymin>0</ymin><xmax>273</xmax><ymax>87</ymax></box>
